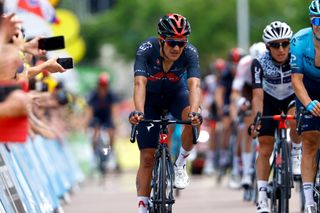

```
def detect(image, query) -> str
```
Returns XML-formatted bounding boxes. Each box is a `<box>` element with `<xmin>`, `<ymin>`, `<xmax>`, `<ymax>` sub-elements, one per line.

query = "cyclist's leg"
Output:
<box><xmin>256</xmin><ymin>96</ymin><xmax>278</xmax><ymax>212</ymax></box>
<box><xmin>287</xmin><ymin>100</ymin><xmax>302</xmax><ymax>176</ymax></box>
<box><xmin>298</xmin><ymin>95</ymin><xmax>320</xmax><ymax>208</ymax></box>
<box><xmin>242</xmin><ymin>114</ymin><xmax>254</xmax><ymax>187</ymax></box>
<box><xmin>136</xmin><ymin>98</ymin><xmax>161</xmax><ymax>213</ymax></box>
<box><xmin>169</xmin><ymin>89</ymin><xmax>193</xmax><ymax>189</ymax></box>
<box><xmin>220</xmin><ymin>108</ymin><xmax>232</xmax><ymax>169</ymax></box>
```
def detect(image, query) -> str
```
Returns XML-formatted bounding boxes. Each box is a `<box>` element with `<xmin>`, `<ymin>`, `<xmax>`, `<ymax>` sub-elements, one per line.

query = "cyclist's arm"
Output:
<box><xmin>230</xmin><ymin>89</ymin><xmax>241</xmax><ymax>121</ymax></box>
<box><xmin>252</xmin><ymin>88</ymin><xmax>263</xmax><ymax>117</ymax></box>
<box><xmin>251</xmin><ymin>58</ymin><xmax>264</xmax><ymax>116</ymax></box>
<box><xmin>291</xmin><ymin>73</ymin><xmax>311</xmax><ymax>107</ymax></box>
<box><xmin>133</xmin><ymin>76</ymin><xmax>147</xmax><ymax>113</ymax></box>
<box><xmin>187</xmin><ymin>77</ymin><xmax>201</xmax><ymax>112</ymax></box>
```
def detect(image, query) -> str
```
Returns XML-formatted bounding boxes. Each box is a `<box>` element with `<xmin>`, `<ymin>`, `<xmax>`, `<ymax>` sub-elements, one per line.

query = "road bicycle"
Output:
<box><xmin>130</xmin><ymin>111</ymin><xmax>198</xmax><ymax>213</ymax></box>
<box><xmin>296</xmin><ymin>108</ymin><xmax>320</xmax><ymax>212</ymax></box>
<box><xmin>253</xmin><ymin>112</ymin><xmax>294</xmax><ymax>213</ymax></box>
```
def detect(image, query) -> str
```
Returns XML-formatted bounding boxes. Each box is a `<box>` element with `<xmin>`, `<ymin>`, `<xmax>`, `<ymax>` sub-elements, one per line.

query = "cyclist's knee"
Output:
<box><xmin>140</xmin><ymin>149</ymin><xmax>155</xmax><ymax>168</ymax></box>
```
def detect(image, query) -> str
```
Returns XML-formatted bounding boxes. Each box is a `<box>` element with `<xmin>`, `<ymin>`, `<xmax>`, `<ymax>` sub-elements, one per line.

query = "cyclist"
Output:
<box><xmin>86</xmin><ymin>72</ymin><xmax>119</xmax><ymax>175</ymax></box>
<box><xmin>230</xmin><ymin>42</ymin><xmax>266</xmax><ymax>188</ymax></box>
<box><xmin>290</xmin><ymin>1</ymin><xmax>320</xmax><ymax>211</ymax></box>
<box><xmin>250</xmin><ymin>21</ymin><xmax>301</xmax><ymax>213</ymax></box>
<box><xmin>202</xmin><ymin>58</ymin><xmax>226</xmax><ymax>175</ymax></box>
<box><xmin>128</xmin><ymin>13</ymin><xmax>202</xmax><ymax>213</ymax></box>
<box><xmin>215</xmin><ymin>47</ymin><xmax>246</xmax><ymax>188</ymax></box>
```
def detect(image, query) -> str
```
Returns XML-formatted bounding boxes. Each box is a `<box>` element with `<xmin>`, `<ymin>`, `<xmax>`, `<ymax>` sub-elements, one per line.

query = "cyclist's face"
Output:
<box><xmin>267</xmin><ymin>39</ymin><xmax>290</xmax><ymax>64</ymax></box>
<box><xmin>162</xmin><ymin>38</ymin><xmax>187</xmax><ymax>61</ymax></box>
<box><xmin>311</xmin><ymin>17</ymin><xmax>320</xmax><ymax>38</ymax></box>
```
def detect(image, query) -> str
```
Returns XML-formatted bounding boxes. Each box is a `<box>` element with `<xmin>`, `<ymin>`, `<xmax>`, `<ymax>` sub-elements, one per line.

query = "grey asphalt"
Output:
<box><xmin>63</xmin><ymin>170</ymin><xmax>302</xmax><ymax>213</ymax></box>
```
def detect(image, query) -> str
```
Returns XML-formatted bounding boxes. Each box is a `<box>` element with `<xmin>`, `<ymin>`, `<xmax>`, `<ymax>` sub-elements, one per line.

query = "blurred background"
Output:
<box><xmin>3</xmin><ymin>0</ymin><xmax>311</xmax><ymax>181</ymax></box>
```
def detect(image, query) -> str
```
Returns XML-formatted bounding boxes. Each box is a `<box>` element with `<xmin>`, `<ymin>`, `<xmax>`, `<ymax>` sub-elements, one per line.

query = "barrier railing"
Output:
<box><xmin>0</xmin><ymin>135</ymin><xmax>84</xmax><ymax>213</ymax></box>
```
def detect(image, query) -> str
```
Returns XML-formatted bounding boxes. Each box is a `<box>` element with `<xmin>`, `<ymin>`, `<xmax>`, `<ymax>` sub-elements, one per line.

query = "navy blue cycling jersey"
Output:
<box><xmin>134</xmin><ymin>37</ymin><xmax>201</xmax><ymax>93</ymax></box>
<box><xmin>219</xmin><ymin>68</ymin><xmax>234</xmax><ymax>105</ymax></box>
<box><xmin>87</xmin><ymin>90</ymin><xmax>117</xmax><ymax>124</ymax></box>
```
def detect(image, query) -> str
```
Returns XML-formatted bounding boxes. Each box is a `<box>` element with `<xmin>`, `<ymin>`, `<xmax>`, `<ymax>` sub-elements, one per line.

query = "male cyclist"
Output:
<box><xmin>250</xmin><ymin>21</ymin><xmax>301</xmax><ymax>213</ymax></box>
<box><xmin>128</xmin><ymin>13</ymin><xmax>202</xmax><ymax>213</ymax></box>
<box><xmin>215</xmin><ymin>47</ymin><xmax>246</xmax><ymax>188</ymax></box>
<box><xmin>230</xmin><ymin>42</ymin><xmax>266</xmax><ymax>188</ymax></box>
<box><xmin>291</xmin><ymin>1</ymin><xmax>320</xmax><ymax>212</ymax></box>
<box><xmin>86</xmin><ymin>73</ymin><xmax>119</xmax><ymax>175</ymax></box>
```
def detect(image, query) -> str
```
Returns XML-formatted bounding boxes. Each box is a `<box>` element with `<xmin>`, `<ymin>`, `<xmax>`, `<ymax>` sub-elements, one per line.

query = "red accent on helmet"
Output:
<box><xmin>98</xmin><ymin>73</ymin><xmax>109</xmax><ymax>86</ymax></box>
<box><xmin>212</xmin><ymin>58</ymin><xmax>226</xmax><ymax>73</ymax></box>
<box><xmin>158</xmin><ymin>13</ymin><xmax>191</xmax><ymax>38</ymax></box>
<box><xmin>228</xmin><ymin>48</ymin><xmax>246</xmax><ymax>64</ymax></box>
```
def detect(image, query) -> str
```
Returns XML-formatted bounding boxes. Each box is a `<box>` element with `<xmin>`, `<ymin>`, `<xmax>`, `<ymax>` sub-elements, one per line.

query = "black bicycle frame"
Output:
<box><xmin>130</xmin><ymin>115</ymin><xmax>198</xmax><ymax>213</ymax></box>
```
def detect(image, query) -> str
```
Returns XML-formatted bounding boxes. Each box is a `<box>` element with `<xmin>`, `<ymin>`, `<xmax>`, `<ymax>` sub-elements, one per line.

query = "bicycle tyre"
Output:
<box><xmin>160</xmin><ymin>147</ymin><xmax>167</xmax><ymax>213</ymax></box>
<box><xmin>150</xmin><ymin>151</ymin><xmax>161</xmax><ymax>213</ymax></box>
<box><xmin>279</xmin><ymin>139</ymin><xmax>290</xmax><ymax>213</ymax></box>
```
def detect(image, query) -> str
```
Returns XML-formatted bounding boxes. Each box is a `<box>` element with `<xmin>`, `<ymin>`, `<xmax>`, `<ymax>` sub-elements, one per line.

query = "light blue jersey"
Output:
<box><xmin>291</xmin><ymin>27</ymin><xmax>320</xmax><ymax>81</ymax></box>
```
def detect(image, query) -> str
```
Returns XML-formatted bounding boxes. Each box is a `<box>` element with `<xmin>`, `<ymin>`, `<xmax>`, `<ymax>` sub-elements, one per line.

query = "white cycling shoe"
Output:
<box><xmin>174</xmin><ymin>164</ymin><xmax>189</xmax><ymax>189</ymax></box>
<box><xmin>304</xmin><ymin>204</ymin><xmax>317</xmax><ymax>213</ymax></box>
<box><xmin>256</xmin><ymin>200</ymin><xmax>270</xmax><ymax>213</ymax></box>
<box><xmin>291</xmin><ymin>154</ymin><xmax>302</xmax><ymax>176</ymax></box>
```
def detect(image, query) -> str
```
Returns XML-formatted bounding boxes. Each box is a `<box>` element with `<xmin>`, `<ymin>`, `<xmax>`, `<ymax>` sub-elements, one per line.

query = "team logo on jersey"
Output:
<box><xmin>138</xmin><ymin>41</ymin><xmax>152</xmax><ymax>53</ymax></box>
<box><xmin>254</xmin><ymin>67</ymin><xmax>261</xmax><ymax>84</ymax></box>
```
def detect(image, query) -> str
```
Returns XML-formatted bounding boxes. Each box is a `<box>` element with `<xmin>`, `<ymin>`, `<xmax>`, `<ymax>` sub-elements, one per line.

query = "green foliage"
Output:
<box><xmin>80</xmin><ymin>0</ymin><xmax>312</xmax><ymax>73</ymax></box>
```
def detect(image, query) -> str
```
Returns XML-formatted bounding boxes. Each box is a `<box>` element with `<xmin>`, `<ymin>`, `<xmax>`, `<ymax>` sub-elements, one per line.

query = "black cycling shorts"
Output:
<box><xmin>136</xmin><ymin>89</ymin><xmax>189</xmax><ymax>150</ymax></box>
<box><xmin>258</xmin><ymin>93</ymin><xmax>295</xmax><ymax>137</ymax></box>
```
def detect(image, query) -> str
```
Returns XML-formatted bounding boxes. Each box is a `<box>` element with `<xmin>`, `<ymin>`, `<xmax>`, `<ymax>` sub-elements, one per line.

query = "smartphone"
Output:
<box><xmin>38</xmin><ymin>36</ymin><xmax>65</xmax><ymax>51</ymax></box>
<box><xmin>57</xmin><ymin>57</ymin><xmax>74</xmax><ymax>69</ymax></box>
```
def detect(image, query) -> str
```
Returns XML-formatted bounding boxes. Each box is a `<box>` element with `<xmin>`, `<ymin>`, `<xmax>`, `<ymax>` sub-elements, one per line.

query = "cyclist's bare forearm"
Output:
<box><xmin>252</xmin><ymin>88</ymin><xmax>264</xmax><ymax>117</ymax></box>
<box><xmin>133</xmin><ymin>76</ymin><xmax>147</xmax><ymax>113</ymax></box>
<box><xmin>291</xmin><ymin>73</ymin><xmax>312</xmax><ymax>107</ymax></box>
<box><xmin>187</xmin><ymin>77</ymin><xmax>201</xmax><ymax>112</ymax></box>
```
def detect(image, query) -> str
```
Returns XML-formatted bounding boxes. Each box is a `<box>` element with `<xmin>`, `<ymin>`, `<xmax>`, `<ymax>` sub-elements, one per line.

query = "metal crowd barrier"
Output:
<box><xmin>0</xmin><ymin>135</ymin><xmax>84</xmax><ymax>213</ymax></box>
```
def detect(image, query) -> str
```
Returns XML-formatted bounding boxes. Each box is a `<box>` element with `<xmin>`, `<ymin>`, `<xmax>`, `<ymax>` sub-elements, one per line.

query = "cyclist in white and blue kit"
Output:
<box><xmin>250</xmin><ymin>21</ymin><xmax>302</xmax><ymax>213</ymax></box>
<box><xmin>291</xmin><ymin>1</ymin><xmax>320</xmax><ymax>212</ymax></box>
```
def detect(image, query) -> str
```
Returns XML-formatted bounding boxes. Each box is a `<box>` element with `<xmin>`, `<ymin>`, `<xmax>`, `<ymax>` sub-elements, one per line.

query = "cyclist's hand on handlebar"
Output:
<box><xmin>306</xmin><ymin>100</ymin><xmax>320</xmax><ymax>117</ymax></box>
<box><xmin>129</xmin><ymin>110</ymin><xmax>144</xmax><ymax>125</ymax></box>
<box><xmin>188</xmin><ymin>112</ymin><xmax>203</xmax><ymax>126</ymax></box>
<box><xmin>248</xmin><ymin>122</ymin><xmax>260</xmax><ymax>138</ymax></box>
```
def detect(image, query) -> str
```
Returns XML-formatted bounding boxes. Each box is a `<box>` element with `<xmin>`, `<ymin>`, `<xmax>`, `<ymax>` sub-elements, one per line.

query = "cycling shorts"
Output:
<box><xmin>258</xmin><ymin>93</ymin><xmax>295</xmax><ymax>137</ymax></box>
<box><xmin>136</xmin><ymin>89</ymin><xmax>189</xmax><ymax>150</ymax></box>
<box><xmin>89</xmin><ymin>117</ymin><xmax>114</xmax><ymax>129</ymax></box>
<box><xmin>295</xmin><ymin>75</ymin><xmax>320</xmax><ymax>133</ymax></box>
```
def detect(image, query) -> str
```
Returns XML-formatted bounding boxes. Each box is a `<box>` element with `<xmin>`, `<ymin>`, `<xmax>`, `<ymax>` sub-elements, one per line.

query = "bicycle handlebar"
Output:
<box><xmin>130</xmin><ymin>119</ymin><xmax>199</xmax><ymax>144</ymax></box>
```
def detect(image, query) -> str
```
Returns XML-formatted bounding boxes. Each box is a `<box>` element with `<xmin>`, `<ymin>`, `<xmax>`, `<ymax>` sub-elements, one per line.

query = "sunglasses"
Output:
<box><xmin>311</xmin><ymin>17</ymin><xmax>320</xmax><ymax>26</ymax></box>
<box><xmin>268</xmin><ymin>41</ymin><xmax>290</xmax><ymax>49</ymax></box>
<box><xmin>164</xmin><ymin>39</ymin><xmax>188</xmax><ymax>48</ymax></box>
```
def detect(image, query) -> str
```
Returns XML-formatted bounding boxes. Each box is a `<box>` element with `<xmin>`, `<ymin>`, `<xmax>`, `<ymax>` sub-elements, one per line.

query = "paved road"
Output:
<box><xmin>63</xmin><ymin>170</ymin><xmax>302</xmax><ymax>213</ymax></box>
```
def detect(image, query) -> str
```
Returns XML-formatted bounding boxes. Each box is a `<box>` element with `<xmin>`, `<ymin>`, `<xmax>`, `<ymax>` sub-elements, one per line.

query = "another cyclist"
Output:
<box><xmin>128</xmin><ymin>13</ymin><xmax>202</xmax><ymax>213</ymax></box>
<box><xmin>215</xmin><ymin>47</ymin><xmax>246</xmax><ymax>188</ymax></box>
<box><xmin>230</xmin><ymin>42</ymin><xmax>266</xmax><ymax>188</ymax></box>
<box><xmin>290</xmin><ymin>1</ymin><xmax>320</xmax><ymax>211</ymax></box>
<box><xmin>86</xmin><ymin>72</ymin><xmax>119</xmax><ymax>175</ymax></box>
<box><xmin>202</xmin><ymin>58</ymin><xmax>226</xmax><ymax>175</ymax></box>
<box><xmin>250</xmin><ymin>21</ymin><xmax>301</xmax><ymax>213</ymax></box>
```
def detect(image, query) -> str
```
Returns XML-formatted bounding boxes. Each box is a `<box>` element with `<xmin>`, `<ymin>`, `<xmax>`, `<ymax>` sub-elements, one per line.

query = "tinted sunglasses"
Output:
<box><xmin>311</xmin><ymin>17</ymin><xmax>320</xmax><ymax>26</ymax></box>
<box><xmin>268</xmin><ymin>41</ymin><xmax>290</xmax><ymax>49</ymax></box>
<box><xmin>164</xmin><ymin>39</ymin><xmax>187</xmax><ymax>48</ymax></box>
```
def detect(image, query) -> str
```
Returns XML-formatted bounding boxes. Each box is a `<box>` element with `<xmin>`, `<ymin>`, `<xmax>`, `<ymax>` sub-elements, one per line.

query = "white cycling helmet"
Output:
<box><xmin>262</xmin><ymin>21</ymin><xmax>293</xmax><ymax>43</ymax></box>
<box><xmin>249</xmin><ymin>42</ymin><xmax>266</xmax><ymax>58</ymax></box>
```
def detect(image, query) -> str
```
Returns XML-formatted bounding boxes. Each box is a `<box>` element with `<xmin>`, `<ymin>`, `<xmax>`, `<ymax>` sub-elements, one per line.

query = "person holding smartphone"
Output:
<box><xmin>128</xmin><ymin>13</ymin><xmax>202</xmax><ymax>213</ymax></box>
